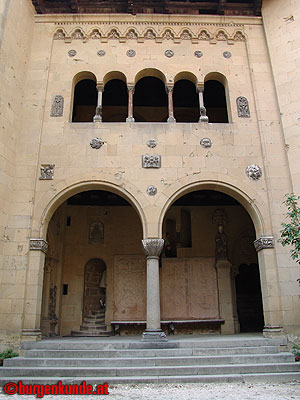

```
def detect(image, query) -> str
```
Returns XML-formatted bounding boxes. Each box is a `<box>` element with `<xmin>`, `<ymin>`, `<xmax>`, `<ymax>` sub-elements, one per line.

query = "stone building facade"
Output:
<box><xmin>0</xmin><ymin>0</ymin><xmax>299</xmax><ymax>346</ymax></box>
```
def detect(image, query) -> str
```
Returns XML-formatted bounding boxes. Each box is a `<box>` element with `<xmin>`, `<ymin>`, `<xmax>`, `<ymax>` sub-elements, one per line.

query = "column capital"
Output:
<box><xmin>254</xmin><ymin>236</ymin><xmax>274</xmax><ymax>252</ymax></box>
<box><xmin>127</xmin><ymin>84</ymin><xmax>135</xmax><ymax>93</ymax></box>
<box><xmin>196</xmin><ymin>84</ymin><xmax>205</xmax><ymax>93</ymax></box>
<box><xmin>142</xmin><ymin>239</ymin><xmax>164</xmax><ymax>258</ymax></box>
<box><xmin>165</xmin><ymin>84</ymin><xmax>174</xmax><ymax>93</ymax></box>
<box><xmin>29</xmin><ymin>238</ymin><xmax>48</xmax><ymax>254</ymax></box>
<box><xmin>96</xmin><ymin>82</ymin><xmax>104</xmax><ymax>92</ymax></box>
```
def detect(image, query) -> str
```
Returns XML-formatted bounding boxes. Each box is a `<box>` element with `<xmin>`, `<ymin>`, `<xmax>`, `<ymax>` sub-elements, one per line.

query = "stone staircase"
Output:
<box><xmin>1</xmin><ymin>335</ymin><xmax>300</xmax><ymax>385</ymax></box>
<box><xmin>71</xmin><ymin>310</ymin><xmax>110</xmax><ymax>337</ymax></box>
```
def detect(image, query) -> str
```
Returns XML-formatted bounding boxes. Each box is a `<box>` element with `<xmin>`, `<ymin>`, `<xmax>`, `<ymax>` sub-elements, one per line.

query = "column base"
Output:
<box><xmin>93</xmin><ymin>116</ymin><xmax>102</xmax><ymax>123</ymax></box>
<box><xmin>21</xmin><ymin>329</ymin><xmax>42</xmax><ymax>342</ymax></box>
<box><xmin>263</xmin><ymin>325</ymin><xmax>283</xmax><ymax>338</ymax></box>
<box><xmin>141</xmin><ymin>329</ymin><xmax>168</xmax><ymax>342</ymax></box>
<box><xmin>199</xmin><ymin>116</ymin><xmax>209</xmax><ymax>123</ymax></box>
<box><xmin>126</xmin><ymin>116</ymin><xmax>135</xmax><ymax>122</ymax></box>
<box><xmin>167</xmin><ymin>116</ymin><xmax>176</xmax><ymax>123</ymax></box>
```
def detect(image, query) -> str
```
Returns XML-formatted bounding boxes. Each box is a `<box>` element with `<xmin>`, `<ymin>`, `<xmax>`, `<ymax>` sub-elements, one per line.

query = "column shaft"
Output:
<box><xmin>126</xmin><ymin>85</ymin><xmax>135</xmax><ymax>122</ymax></box>
<box><xmin>93</xmin><ymin>84</ymin><xmax>104</xmax><ymax>122</ymax></box>
<box><xmin>166</xmin><ymin>85</ymin><xmax>176</xmax><ymax>123</ymax></box>
<box><xmin>197</xmin><ymin>86</ymin><xmax>209</xmax><ymax>122</ymax></box>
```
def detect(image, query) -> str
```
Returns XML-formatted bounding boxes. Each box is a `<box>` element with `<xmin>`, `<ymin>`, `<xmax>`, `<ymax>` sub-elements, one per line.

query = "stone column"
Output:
<box><xmin>141</xmin><ymin>239</ymin><xmax>167</xmax><ymax>341</ymax></box>
<box><xmin>166</xmin><ymin>85</ymin><xmax>176</xmax><ymax>123</ymax></box>
<box><xmin>197</xmin><ymin>85</ymin><xmax>209</xmax><ymax>122</ymax></box>
<box><xmin>22</xmin><ymin>239</ymin><xmax>48</xmax><ymax>341</ymax></box>
<box><xmin>126</xmin><ymin>84</ymin><xmax>135</xmax><ymax>122</ymax></box>
<box><xmin>216</xmin><ymin>259</ymin><xmax>235</xmax><ymax>334</ymax></box>
<box><xmin>254</xmin><ymin>236</ymin><xmax>283</xmax><ymax>337</ymax></box>
<box><xmin>93</xmin><ymin>83</ymin><xmax>104</xmax><ymax>122</ymax></box>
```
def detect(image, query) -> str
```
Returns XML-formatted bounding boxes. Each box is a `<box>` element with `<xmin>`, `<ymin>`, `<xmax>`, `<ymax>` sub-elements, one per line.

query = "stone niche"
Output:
<box><xmin>160</xmin><ymin>257</ymin><xmax>219</xmax><ymax>321</ymax></box>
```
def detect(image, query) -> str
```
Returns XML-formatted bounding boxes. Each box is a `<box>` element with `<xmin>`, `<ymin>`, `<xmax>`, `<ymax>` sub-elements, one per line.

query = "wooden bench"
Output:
<box><xmin>111</xmin><ymin>319</ymin><xmax>225</xmax><ymax>335</ymax></box>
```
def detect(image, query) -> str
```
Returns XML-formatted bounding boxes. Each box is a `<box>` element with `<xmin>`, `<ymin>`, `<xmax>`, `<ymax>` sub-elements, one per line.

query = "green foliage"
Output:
<box><xmin>279</xmin><ymin>193</ymin><xmax>300</xmax><ymax>265</ymax></box>
<box><xmin>0</xmin><ymin>348</ymin><xmax>19</xmax><ymax>360</ymax></box>
<box><xmin>292</xmin><ymin>345</ymin><xmax>300</xmax><ymax>362</ymax></box>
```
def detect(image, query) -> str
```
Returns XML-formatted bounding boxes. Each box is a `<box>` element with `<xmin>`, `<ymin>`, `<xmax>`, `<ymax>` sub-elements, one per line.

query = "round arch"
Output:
<box><xmin>103</xmin><ymin>71</ymin><xmax>127</xmax><ymax>86</ymax></box>
<box><xmin>134</xmin><ymin>68</ymin><xmax>166</xmax><ymax>85</ymax></box>
<box><xmin>174</xmin><ymin>71</ymin><xmax>198</xmax><ymax>86</ymax></box>
<box><xmin>35</xmin><ymin>178</ymin><xmax>147</xmax><ymax>240</ymax></box>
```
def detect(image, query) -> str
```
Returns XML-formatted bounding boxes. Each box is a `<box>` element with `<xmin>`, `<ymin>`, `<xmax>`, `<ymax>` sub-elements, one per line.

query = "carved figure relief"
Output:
<box><xmin>89</xmin><ymin>221</ymin><xmax>104</xmax><ymax>244</ymax></box>
<box><xmin>215</xmin><ymin>224</ymin><xmax>228</xmax><ymax>260</ymax></box>
<box><xmin>142</xmin><ymin>154</ymin><xmax>161</xmax><ymax>168</ymax></box>
<box><xmin>163</xmin><ymin>30</ymin><xmax>174</xmax><ymax>40</ymax></box>
<box><xmin>199</xmin><ymin>30</ymin><xmax>210</xmax><ymax>40</ymax></box>
<box><xmin>72</xmin><ymin>29</ymin><xmax>84</xmax><ymax>40</ymax></box>
<box><xmin>50</xmin><ymin>95</ymin><xmax>64</xmax><ymax>117</ymax></box>
<box><xmin>90</xmin><ymin>29</ymin><xmax>101</xmax><ymax>39</ymax></box>
<box><xmin>246</xmin><ymin>164</ymin><xmax>262</xmax><ymax>181</ymax></box>
<box><xmin>54</xmin><ymin>29</ymin><xmax>66</xmax><ymax>40</ymax></box>
<box><xmin>126</xmin><ymin>29</ymin><xmax>138</xmax><ymax>40</ymax></box>
<box><xmin>144</xmin><ymin>29</ymin><xmax>156</xmax><ymax>40</ymax></box>
<box><xmin>236</xmin><ymin>96</ymin><xmax>250</xmax><ymax>118</ymax></box>
<box><xmin>40</xmin><ymin>164</ymin><xmax>55</xmax><ymax>180</ymax></box>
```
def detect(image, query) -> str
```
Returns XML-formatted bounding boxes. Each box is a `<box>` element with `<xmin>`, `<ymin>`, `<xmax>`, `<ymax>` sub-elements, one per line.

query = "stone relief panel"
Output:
<box><xmin>142</xmin><ymin>154</ymin><xmax>161</xmax><ymax>168</ymax></box>
<box><xmin>50</xmin><ymin>95</ymin><xmax>64</xmax><ymax>117</ymax></box>
<box><xmin>236</xmin><ymin>96</ymin><xmax>250</xmax><ymax>118</ymax></box>
<box><xmin>160</xmin><ymin>257</ymin><xmax>219</xmax><ymax>320</ymax></box>
<box><xmin>88</xmin><ymin>221</ymin><xmax>104</xmax><ymax>244</ymax></box>
<box><xmin>29</xmin><ymin>239</ymin><xmax>49</xmax><ymax>254</ymax></box>
<box><xmin>40</xmin><ymin>164</ymin><xmax>55</xmax><ymax>180</ymax></box>
<box><xmin>254</xmin><ymin>236</ymin><xmax>274</xmax><ymax>252</ymax></box>
<box><xmin>246</xmin><ymin>164</ymin><xmax>262</xmax><ymax>181</ymax></box>
<box><xmin>113</xmin><ymin>255</ymin><xmax>146</xmax><ymax>320</ymax></box>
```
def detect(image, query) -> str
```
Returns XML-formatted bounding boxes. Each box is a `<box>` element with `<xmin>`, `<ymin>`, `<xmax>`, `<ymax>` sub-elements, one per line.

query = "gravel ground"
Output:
<box><xmin>1</xmin><ymin>382</ymin><xmax>300</xmax><ymax>400</ymax></box>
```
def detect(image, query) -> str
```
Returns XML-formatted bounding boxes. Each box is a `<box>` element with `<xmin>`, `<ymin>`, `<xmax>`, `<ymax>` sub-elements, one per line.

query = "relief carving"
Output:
<box><xmin>142</xmin><ymin>154</ymin><xmax>161</xmax><ymax>168</ymax></box>
<box><xmin>50</xmin><ymin>95</ymin><xmax>64</xmax><ymax>117</ymax></box>
<box><xmin>254</xmin><ymin>236</ymin><xmax>274</xmax><ymax>252</ymax></box>
<box><xmin>40</xmin><ymin>164</ymin><xmax>55</xmax><ymax>180</ymax></box>
<box><xmin>89</xmin><ymin>221</ymin><xmax>104</xmax><ymax>244</ymax></box>
<box><xmin>29</xmin><ymin>238</ymin><xmax>49</xmax><ymax>254</ymax></box>
<box><xmin>246</xmin><ymin>164</ymin><xmax>262</xmax><ymax>181</ymax></box>
<box><xmin>236</xmin><ymin>96</ymin><xmax>250</xmax><ymax>118</ymax></box>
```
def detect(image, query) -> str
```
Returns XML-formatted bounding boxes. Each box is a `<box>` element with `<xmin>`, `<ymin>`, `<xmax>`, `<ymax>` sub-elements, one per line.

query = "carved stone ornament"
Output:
<box><xmin>147</xmin><ymin>185</ymin><xmax>157</xmax><ymax>196</ymax></box>
<box><xmin>29</xmin><ymin>238</ymin><xmax>49</xmax><ymax>254</ymax></box>
<box><xmin>142</xmin><ymin>154</ymin><xmax>161</xmax><ymax>168</ymax></box>
<box><xmin>40</xmin><ymin>164</ymin><xmax>55</xmax><ymax>180</ymax></box>
<box><xmin>90</xmin><ymin>137</ymin><xmax>104</xmax><ymax>149</ymax></box>
<box><xmin>97</xmin><ymin>50</ymin><xmax>106</xmax><ymax>57</ymax></box>
<box><xmin>68</xmin><ymin>49</ymin><xmax>77</xmax><ymax>57</ymax></box>
<box><xmin>194</xmin><ymin>51</ymin><xmax>203</xmax><ymax>58</ymax></box>
<box><xmin>142</xmin><ymin>238</ymin><xmax>164</xmax><ymax>257</ymax></box>
<box><xmin>236</xmin><ymin>96</ymin><xmax>250</xmax><ymax>118</ymax></box>
<box><xmin>246</xmin><ymin>164</ymin><xmax>262</xmax><ymax>181</ymax></box>
<box><xmin>223</xmin><ymin>51</ymin><xmax>232</xmax><ymax>58</ymax></box>
<box><xmin>126</xmin><ymin>49</ymin><xmax>136</xmax><ymax>57</ymax></box>
<box><xmin>200</xmin><ymin>138</ymin><xmax>212</xmax><ymax>148</ymax></box>
<box><xmin>146</xmin><ymin>139</ymin><xmax>157</xmax><ymax>148</ymax></box>
<box><xmin>254</xmin><ymin>236</ymin><xmax>274</xmax><ymax>252</ymax></box>
<box><xmin>50</xmin><ymin>95</ymin><xmax>64</xmax><ymax>117</ymax></box>
<box><xmin>164</xmin><ymin>50</ymin><xmax>174</xmax><ymax>58</ymax></box>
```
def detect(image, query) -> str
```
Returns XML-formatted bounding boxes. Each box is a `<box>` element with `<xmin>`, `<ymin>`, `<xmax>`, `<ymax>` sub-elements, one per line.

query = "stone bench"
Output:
<box><xmin>111</xmin><ymin>319</ymin><xmax>225</xmax><ymax>335</ymax></box>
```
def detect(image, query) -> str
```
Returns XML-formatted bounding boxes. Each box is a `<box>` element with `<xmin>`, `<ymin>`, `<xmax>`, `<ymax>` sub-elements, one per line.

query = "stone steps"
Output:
<box><xmin>71</xmin><ymin>311</ymin><xmax>108</xmax><ymax>337</ymax></box>
<box><xmin>0</xmin><ymin>336</ymin><xmax>299</xmax><ymax>385</ymax></box>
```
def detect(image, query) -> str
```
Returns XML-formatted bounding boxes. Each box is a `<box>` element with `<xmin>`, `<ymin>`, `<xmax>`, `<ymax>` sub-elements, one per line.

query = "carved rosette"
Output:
<box><xmin>29</xmin><ymin>239</ymin><xmax>49</xmax><ymax>254</ymax></box>
<box><xmin>40</xmin><ymin>164</ymin><xmax>55</xmax><ymax>180</ymax></box>
<box><xmin>68</xmin><ymin>49</ymin><xmax>76</xmax><ymax>57</ymax></box>
<box><xmin>142</xmin><ymin>155</ymin><xmax>161</xmax><ymax>168</ymax></box>
<box><xmin>90</xmin><ymin>137</ymin><xmax>104</xmax><ymax>149</ymax></box>
<box><xmin>147</xmin><ymin>185</ymin><xmax>157</xmax><ymax>196</ymax></box>
<box><xmin>246</xmin><ymin>164</ymin><xmax>262</xmax><ymax>181</ymax></box>
<box><xmin>164</xmin><ymin>50</ymin><xmax>174</xmax><ymax>58</ymax></box>
<box><xmin>142</xmin><ymin>239</ymin><xmax>164</xmax><ymax>258</ymax></box>
<box><xmin>254</xmin><ymin>236</ymin><xmax>274</xmax><ymax>252</ymax></box>
<box><xmin>200</xmin><ymin>138</ymin><xmax>212</xmax><ymax>148</ymax></box>
<box><xmin>223</xmin><ymin>51</ymin><xmax>231</xmax><ymax>58</ymax></box>
<box><xmin>146</xmin><ymin>139</ymin><xmax>157</xmax><ymax>148</ymax></box>
<box><xmin>236</xmin><ymin>96</ymin><xmax>250</xmax><ymax>118</ymax></box>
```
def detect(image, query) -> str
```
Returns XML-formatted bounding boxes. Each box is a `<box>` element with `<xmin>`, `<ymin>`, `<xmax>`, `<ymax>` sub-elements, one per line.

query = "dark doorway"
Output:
<box><xmin>83</xmin><ymin>258</ymin><xmax>106</xmax><ymax>316</ymax></box>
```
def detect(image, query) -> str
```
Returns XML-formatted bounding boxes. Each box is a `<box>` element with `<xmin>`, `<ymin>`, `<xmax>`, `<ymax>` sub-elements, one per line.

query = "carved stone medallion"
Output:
<box><xmin>142</xmin><ymin>154</ymin><xmax>161</xmax><ymax>168</ymax></box>
<box><xmin>29</xmin><ymin>238</ymin><xmax>49</xmax><ymax>254</ymax></box>
<box><xmin>146</xmin><ymin>139</ymin><xmax>157</xmax><ymax>148</ymax></box>
<box><xmin>40</xmin><ymin>164</ymin><xmax>55</xmax><ymax>180</ymax></box>
<box><xmin>236</xmin><ymin>96</ymin><xmax>250</xmax><ymax>118</ymax></box>
<box><xmin>50</xmin><ymin>95</ymin><xmax>64</xmax><ymax>117</ymax></box>
<box><xmin>97</xmin><ymin>50</ymin><xmax>106</xmax><ymax>57</ymax></box>
<box><xmin>147</xmin><ymin>185</ymin><xmax>157</xmax><ymax>196</ymax></box>
<box><xmin>223</xmin><ymin>51</ymin><xmax>232</xmax><ymax>58</ymax></box>
<box><xmin>194</xmin><ymin>51</ymin><xmax>203</xmax><ymax>58</ymax></box>
<box><xmin>246</xmin><ymin>164</ymin><xmax>262</xmax><ymax>181</ymax></box>
<box><xmin>200</xmin><ymin>138</ymin><xmax>212</xmax><ymax>148</ymax></box>
<box><xmin>254</xmin><ymin>236</ymin><xmax>274</xmax><ymax>252</ymax></box>
<box><xmin>126</xmin><ymin>49</ymin><xmax>136</xmax><ymax>57</ymax></box>
<box><xmin>68</xmin><ymin>49</ymin><xmax>77</xmax><ymax>57</ymax></box>
<box><xmin>90</xmin><ymin>137</ymin><xmax>104</xmax><ymax>149</ymax></box>
<box><xmin>164</xmin><ymin>50</ymin><xmax>174</xmax><ymax>58</ymax></box>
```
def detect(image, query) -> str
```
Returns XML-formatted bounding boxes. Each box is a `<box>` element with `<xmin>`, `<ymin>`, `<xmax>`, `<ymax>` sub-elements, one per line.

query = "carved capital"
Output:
<box><xmin>165</xmin><ymin>85</ymin><xmax>174</xmax><ymax>94</ymax></box>
<box><xmin>96</xmin><ymin>83</ymin><xmax>104</xmax><ymax>93</ymax></box>
<box><xmin>254</xmin><ymin>236</ymin><xmax>274</xmax><ymax>252</ymax></box>
<box><xmin>196</xmin><ymin>85</ymin><xmax>204</xmax><ymax>94</ymax></box>
<box><xmin>29</xmin><ymin>238</ymin><xmax>48</xmax><ymax>254</ymax></box>
<box><xmin>127</xmin><ymin>84</ymin><xmax>135</xmax><ymax>94</ymax></box>
<box><xmin>142</xmin><ymin>239</ymin><xmax>164</xmax><ymax>258</ymax></box>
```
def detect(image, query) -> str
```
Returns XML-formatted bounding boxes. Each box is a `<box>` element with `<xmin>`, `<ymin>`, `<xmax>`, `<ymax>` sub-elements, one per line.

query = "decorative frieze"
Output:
<box><xmin>246</xmin><ymin>164</ymin><xmax>262</xmax><ymax>181</ymax></box>
<box><xmin>54</xmin><ymin>25</ymin><xmax>247</xmax><ymax>45</ymax></box>
<box><xmin>90</xmin><ymin>137</ymin><xmax>104</xmax><ymax>149</ymax></box>
<box><xmin>254</xmin><ymin>236</ymin><xmax>274</xmax><ymax>252</ymax></box>
<box><xmin>236</xmin><ymin>96</ymin><xmax>250</xmax><ymax>118</ymax></box>
<box><xmin>29</xmin><ymin>239</ymin><xmax>49</xmax><ymax>254</ymax></box>
<box><xmin>40</xmin><ymin>164</ymin><xmax>55</xmax><ymax>180</ymax></box>
<box><xmin>50</xmin><ymin>95</ymin><xmax>64</xmax><ymax>117</ymax></box>
<box><xmin>142</xmin><ymin>155</ymin><xmax>161</xmax><ymax>168</ymax></box>
<box><xmin>147</xmin><ymin>185</ymin><xmax>157</xmax><ymax>196</ymax></box>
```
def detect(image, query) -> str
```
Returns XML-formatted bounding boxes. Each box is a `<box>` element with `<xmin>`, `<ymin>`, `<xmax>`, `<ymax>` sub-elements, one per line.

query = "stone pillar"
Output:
<box><xmin>93</xmin><ymin>83</ymin><xmax>104</xmax><ymax>122</ymax></box>
<box><xmin>197</xmin><ymin>85</ymin><xmax>209</xmax><ymax>122</ymax></box>
<box><xmin>166</xmin><ymin>85</ymin><xmax>176</xmax><ymax>123</ymax></box>
<box><xmin>126</xmin><ymin>84</ymin><xmax>135</xmax><ymax>122</ymax></box>
<box><xmin>22</xmin><ymin>239</ymin><xmax>48</xmax><ymax>341</ymax></box>
<box><xmin>254</xmin><ymin>236</ymin><xmax>283</xmax><ymax>337</ymax></box>
<box><xmin>216</xmin><ymin>259</ymin><xmax>235</xmax><ymax>334</ymax></box>
<box><xmin>141</xmin><ymin>239</ymin><xmax>167</xmax><ymax>341</ymax></box>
